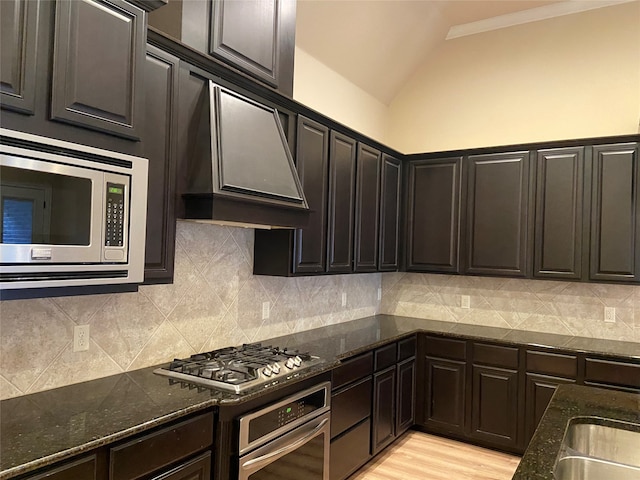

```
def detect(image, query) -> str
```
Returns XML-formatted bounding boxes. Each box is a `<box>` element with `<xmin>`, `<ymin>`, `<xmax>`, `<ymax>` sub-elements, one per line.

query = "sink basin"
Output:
<box><xmin>564</xmin><ymin>421</ymin><xmax>640</xmax><ymax>467</ymax></box>
<box><xmin>554</xmin><ymin>418</ymin><xmax>640</xmax><ymax>480</ymax></box>
<box><xmin>555</xmin><ymin>456</ymin><xmax>640</xmax><ymax>480</ymax></box>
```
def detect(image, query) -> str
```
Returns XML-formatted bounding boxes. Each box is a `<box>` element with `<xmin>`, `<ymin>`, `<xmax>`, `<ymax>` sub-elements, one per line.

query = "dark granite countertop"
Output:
<box><xmin>513</xmin><ymin>384</ymin><xmax>640</xmax><ymax>479</ymax></box>
<box><xmin>2</xmin><ymin>314</ymin><xmax>638</xmax><ymax>479</ymax></box>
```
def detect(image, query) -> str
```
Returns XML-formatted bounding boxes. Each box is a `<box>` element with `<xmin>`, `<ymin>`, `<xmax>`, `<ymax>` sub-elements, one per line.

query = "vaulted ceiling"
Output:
<box><xmin>295</xmin><ymin>0</ymin><xmax>635</xmax><ymax>104</ymax></box>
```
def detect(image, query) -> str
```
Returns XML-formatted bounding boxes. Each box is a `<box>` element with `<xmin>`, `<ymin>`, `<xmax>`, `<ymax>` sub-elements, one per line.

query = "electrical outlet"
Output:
<box><xmin>604</xmin><ymin>306</ymin><xmax>616</xmax><ymax>323</ymax></box>
<box><xmin>73</xmin><ymin>325</ymin><xmax>90</xmax><ymax>352</ymax></box>
<box><xmin>377</xmin><ymin>287</ymin><xmax>382</xmax><ymax>301</ymax></box>
<box><xmin>262</xmin><ymin>301</ymin><xmax>270</xmax><ymax>320</ymax></box>
<box><xmin>461</xmin><ymin>295</ymin><xmax>471</xmax><ymax>309</ymax></box>
<box><xmin>341</xmin><ymin>292</ymin><xmax>347</xmax><ymax>307</ymax></box>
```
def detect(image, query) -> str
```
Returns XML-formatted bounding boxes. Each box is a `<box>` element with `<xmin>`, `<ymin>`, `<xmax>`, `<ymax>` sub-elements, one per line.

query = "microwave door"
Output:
<box><xmin>0</xmin><ymin>155</ymin><xmax>104</xmax><ymax>264</ymax></box>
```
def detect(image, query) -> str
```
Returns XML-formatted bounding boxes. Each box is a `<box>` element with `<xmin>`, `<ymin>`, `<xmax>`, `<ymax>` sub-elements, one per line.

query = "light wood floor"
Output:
<box><xmin>350</xmin><ymin>431</ymin><xmax>521</xmax><ymax>480</ymax></box>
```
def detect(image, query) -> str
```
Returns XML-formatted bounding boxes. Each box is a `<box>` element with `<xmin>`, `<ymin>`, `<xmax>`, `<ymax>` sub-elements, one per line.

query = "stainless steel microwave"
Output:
<box><xmin>0</xmin><ymin>129</ymin><xmax>148</xmax><ymax>290</ymax></box>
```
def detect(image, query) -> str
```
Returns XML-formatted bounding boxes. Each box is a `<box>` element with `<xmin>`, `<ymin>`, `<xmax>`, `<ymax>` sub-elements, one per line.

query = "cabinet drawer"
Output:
<box><xmin>585</xmin><ymin>358</ymin><xmax>640</xmax><ymax>389</ymax></box>
<box><xmin>374</xmin><ymin>343</ymin><xmax>398</xmax><ymax>371</ymax></box>
<box><xmin>331</xmin><ymin>377</ymin><xmax>372</xmax><ymax>438</ymax></box>
<box><xmin>526</xmin><ymin>350</ymin><xmax>577</xmax><ymax>378</ymax></box>
<box><xmin>332</xmin><ymin>352</ymin><xmax>373</xmax><ymax>390</ymax></box>
<box><xmin>330</xmin><ymin>419</ymin><xmax>371</xmax><ymax>480</ymax></box>
<box><xmin>473</xmin><ymin>343</ymin><xmax>518</xmax><ymax>369</ymax></box>
<box><xmin>26</xmin><ymin>455</ymin><xmax>97</xmax><ymax>480</ymax></box>
<box><xmin>398</xmin><ymin>336</ymin><xmax>417</xmax><ymax>361</ymax></box>
<box><xmin>424</xmin><ymin>336</ymin><xmax>466</xmax><ymax>361</ymax></box>
<box><xmin>110</xmin><ymin>412</ymin><xmax>213</xmax><ymax>480</ymax></box>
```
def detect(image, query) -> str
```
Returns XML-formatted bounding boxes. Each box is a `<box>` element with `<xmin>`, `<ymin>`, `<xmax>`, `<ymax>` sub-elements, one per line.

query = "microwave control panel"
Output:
<box><xmin>105</xmin><ymin>183</ymin><xmax>125</xmax><ymax>247</ymax></box>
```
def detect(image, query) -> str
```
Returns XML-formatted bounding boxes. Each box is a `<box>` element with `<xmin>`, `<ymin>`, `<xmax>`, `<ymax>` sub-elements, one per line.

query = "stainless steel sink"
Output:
<box><xmin>554</xmin><ymin>418</ymin><xmax>640</xmax><ymax>480</ymax></box>
<box><xmin>564</xmin><ymin>422</ymin><xmax>640</xmax><ymax>467</ymax></box>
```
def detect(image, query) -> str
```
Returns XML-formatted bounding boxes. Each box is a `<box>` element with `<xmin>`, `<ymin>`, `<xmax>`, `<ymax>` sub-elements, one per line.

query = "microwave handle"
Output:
<box><xmin>241</xmin><ymin>416</ymin><xmax>329</xmax><ymax>472</ymax></box>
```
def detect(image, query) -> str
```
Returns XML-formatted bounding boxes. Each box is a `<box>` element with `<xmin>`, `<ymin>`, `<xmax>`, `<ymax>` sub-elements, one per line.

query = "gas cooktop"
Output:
<box><xmin>153</xmin><ymin>343</ymin><xmax>324</xmax><ymax>393</ymax></box>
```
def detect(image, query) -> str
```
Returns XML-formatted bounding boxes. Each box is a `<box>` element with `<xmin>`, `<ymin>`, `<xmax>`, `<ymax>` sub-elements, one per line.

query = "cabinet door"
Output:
<box><xmin>422</xmin><ymin>357</ymin><xmax>466</xmax><ymax>434</ymax></box>
<box><xmin>524</xmin><ymin>374</ymin><xmax>575</xmax><ymax>444</ymax></box>
<box><xmin>25</xmin><ymin>455</ymin><xmax>97</xmax><ymax>480</ymax></box>
<box><xmin>0</xmin><ymin>0</ymin><xmax>38</xmax><ymax>114</ymax></box>
<box><xmin>327</xmin><ymin>131</ymin><xmax>356</xmax><ymax>273</ymax></box>
<box><xmin>466</xmin><ymin>152</ymin><xmax>532</xmax><ymax>276</ymax></box>
<box><xmin>209</xmin><ymin>0</ymin><xmax>296</xmax><ymax>95</ymax></box>
<box><xmin>396</xmin><ymin>358</ymin><xmax>415</xmax><ymax>435</ymax></box>
<box><xmin>470</xmin><ymin>365</ymin><xmax>519</xmax><ymax>448</ymax></box>
<box><xmin>142</xmin><ymin>45</ymin><xmax>180</xmax><ymax>284</ymax></box>
<box><xmin>534</xmin><ymin>147</ymin><xmax>585</xmax><ymax>279</ymax></box>
<box><xmin>330</xmin><ymin>419</ymin><xmax>371</xmax><ymax>480</ymax></box>
<box><xmin>590</xmin><ymin>143</ymin><xmax>640</xmax><ymax>282</ymax></box>
<box><xmin>407</xmin><ymin>158</ymin><xmax>462</xmax><ymax>272</ymax></box>
<box><xmin>371</xmin><ymin>366</ymin><xmax>396</xmax><ymax>455</ymax></box>
<box><xmin>293</xmin><ymin>116</ymin><xmax>329</xmax><ymax>274</ymax></box>
<box><xmin>150</xmin><ymin>452</ymin><xmax>211</xmax><ymax>480</ymax></box>
<box><xmin>354</xmin><ymin>144</ymin><xmax>381</xmax><ymax>272</ymax></box>
<box><xmin>379</xmin><ymin>155</ymin><xmax>401</xmax><ymax>271</ymax></box>
<box><xmin>51</xmin><ymin>0</ymin><xmax>145</xmax><ymax>139</ymax></box>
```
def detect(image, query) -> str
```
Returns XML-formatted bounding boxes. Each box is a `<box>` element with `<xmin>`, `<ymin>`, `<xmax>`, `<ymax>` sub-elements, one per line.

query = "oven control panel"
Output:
<box><xmin>104</xmin><ymin>182</ymin><xmax>125</xmax><ymax>247</ymax></box>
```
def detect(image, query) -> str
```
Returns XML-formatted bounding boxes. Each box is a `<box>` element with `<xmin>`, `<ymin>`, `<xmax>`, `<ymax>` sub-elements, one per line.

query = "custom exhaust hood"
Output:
<box><xmin>182</xmin><ymin>80</ymin><xmax>309</xmax><ymax>229</ymax></box>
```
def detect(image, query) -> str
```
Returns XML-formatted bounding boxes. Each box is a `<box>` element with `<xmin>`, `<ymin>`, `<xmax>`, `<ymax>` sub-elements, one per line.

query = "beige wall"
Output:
<box><xmin>293</xmin><ymin>47</ymin><xmax>389</xmax><ymax>145</ymax></box>
<box><xmin>384</xmin><ymin>2</ymin><xmax>640</xmax><ymax>153</ymax></box>
<box><xmin>0</xmin><ymin>222</ymin><xmax>381</xmax><ymax>400</ymax></box>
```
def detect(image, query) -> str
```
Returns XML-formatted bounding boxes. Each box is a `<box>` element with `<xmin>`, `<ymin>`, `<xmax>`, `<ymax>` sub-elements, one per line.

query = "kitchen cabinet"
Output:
<box><xmin>23</xmin><ymin>455</ymin><xmax>102</xmax><ymax>480</ymax></box>
<box><xmin>466</xmin><ymin>151</ymin><xmax>534</xmax><ymax>277</ymax></box>
<box><xmin>141</xmin><ymin>45</ymin><xmax>180</xmax><ymax>284</ymax></box>
<box><xmin>51</xmin><ymin>0</ymin><xmax>145</xmax><ymax>140</ymax></box>
<box><xmin>534</xmin><ymin>147</ymin><xmax>585</xmax><ymax>280</ymax></box>
<box><xmin>407</xmin><ymin>157</ymin><xmax>462</xmax><ymax>272</ymax></box>
<box><xmin>147</xmin><ymin>452</ymin><xmax>211</xmax><ymax>480</ymax></box>
<box><xmin>395</xmin><ymin>338</ymin><xmax>416</xmax><ymax>435</ymax></box>
<box><xmin>590</xmin><ymin>143</ymin><xmax>640</xmax><ymax>282</ymax></box>
<box><xmin>209</xmin><ymin>0</ymin><xmax>296</xmax><ymax>96</ymax></box>
<box><xmin>371</xmin><ymin>366</ymin><xmax>396</xmax><ymax>454</ymax></box>
<box><xmin>327</xmin><ymin>131</ymin><xmax>357</xmax><ymax>273</ymax></box>
<box><xmin>0</xmin><ymin>0</ymin><xmax>38</xmax><ymax>114</ymax></box>
<box><xmin>379</xmin><ymin>155</ymin><xmax>402</xmax><ymax>271</ymax></box>
<box><xmin>330</xmin><ymin>352</ymin><xmax>373</xmax><ymax>480</ymax></box>
<box><xmin>354</xmin><ymin>144</ymin><xmax>381</xmax><ymax>272</ymax></box>
<box><xmin>584</xmin><ymin>357</ymin><xmax>640</xmax><ymax>392</ymax></box>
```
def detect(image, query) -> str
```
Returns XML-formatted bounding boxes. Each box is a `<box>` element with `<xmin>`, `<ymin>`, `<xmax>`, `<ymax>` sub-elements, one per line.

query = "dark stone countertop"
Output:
<box><xmin>2</xmin><ymin>314</ymin><xmax>638</xmax><ymax>479</ymax></box>
<box><xmin>513</xmin><ymin>384</ymin><xmax>640</xmax><ymax>479</ymax></box>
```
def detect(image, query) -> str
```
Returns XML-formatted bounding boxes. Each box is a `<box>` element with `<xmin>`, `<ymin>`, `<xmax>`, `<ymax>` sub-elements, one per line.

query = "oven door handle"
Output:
<box><xmin>241</xmin><ymin>417</ymin><xmax>329</xmax><ymax>471</ymax></box>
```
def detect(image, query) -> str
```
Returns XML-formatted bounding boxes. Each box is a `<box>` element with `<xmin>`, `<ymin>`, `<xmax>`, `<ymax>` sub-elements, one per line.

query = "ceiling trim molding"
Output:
<box><xmin>446</xmin><ymin>0</ymin><xmax>637</xmax><ymax>39</ymax></box>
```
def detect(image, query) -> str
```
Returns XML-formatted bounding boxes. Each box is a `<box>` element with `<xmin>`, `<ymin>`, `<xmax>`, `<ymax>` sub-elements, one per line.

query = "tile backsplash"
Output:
<box><xmin>2</xmin><ymin>221</ymin><xmax>639</xmax><ymax>400</ymax></box>
<box><xmin>380</xmin><ymin>272</ymin><xmax>640</xmax><ymax>342</ymax></box>
<box><xmin>0</xmin><ymin>221</ymin><xmax>380</xmax><ymax>400</ymax></box>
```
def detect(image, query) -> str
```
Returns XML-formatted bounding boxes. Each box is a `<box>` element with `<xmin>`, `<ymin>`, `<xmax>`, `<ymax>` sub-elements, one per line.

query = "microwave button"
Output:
<box><xmin>104</xmin><ymin>249</ymin><xmax>124</xmax><ymax>261</ymax></box>
<box><xmin>31</xmin><ymin>248</ymin><xmax>52</xmax><ymax>260</ymax></box>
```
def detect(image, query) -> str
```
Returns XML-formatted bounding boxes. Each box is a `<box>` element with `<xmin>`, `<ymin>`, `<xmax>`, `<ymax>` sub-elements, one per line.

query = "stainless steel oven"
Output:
<box><xmin>238</xmin><ymin>382</ymin><xmax>331</xmax><ymax>480</ymax></box>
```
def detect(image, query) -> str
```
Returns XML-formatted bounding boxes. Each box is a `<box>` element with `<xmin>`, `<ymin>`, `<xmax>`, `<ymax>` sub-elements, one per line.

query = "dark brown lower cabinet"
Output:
<box><xmin>396</xmin><ymin>358</ymin><xmax>416</xmax><ymax>435</ymax></box>
<box><xmin>331</xmin><ymin>377</ymin><xmax>372</xmax><ymax>439</ymax></box>
<box><xmin>24</xmin><ymin>455</ymin><xmax>100</xmax><ymax>480</ymax></box>
<box><xmin>422</xmin><ymin>356</ymin><xmax>466</xmax><ymax>435</ymax></box>
<box><xmin>524</xmin><ymin>374</ymin><xmax>575</xmax><ymax>443</ymax></box>
<box><xmin>371</xmin><ymin>366</ymin><xmax>396</xmax><ymax>455</ymax></box>
<box><xmin>470</xmin><ymin>365</ymin><xmax>519</xmax><ymax>449</ymax></box>
<box><xmin>330</xmin><ymin>419</ymin><xmax>371</xmax><ymax>480</ymax></box>
<box><xmin>152</xmin><ymin>452</ymin><xmax>211</xmax><ymax>480</ymax></box>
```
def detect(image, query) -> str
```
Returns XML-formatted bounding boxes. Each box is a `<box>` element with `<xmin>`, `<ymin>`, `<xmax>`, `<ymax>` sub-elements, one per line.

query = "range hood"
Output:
<box><xmin>182</xmin><ymin>80</ymin><xmax>309</xmax><ymax>229</ymax></box>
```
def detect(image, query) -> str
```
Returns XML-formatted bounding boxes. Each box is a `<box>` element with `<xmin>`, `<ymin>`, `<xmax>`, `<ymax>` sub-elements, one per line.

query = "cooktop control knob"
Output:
<box><xmin>271</xmin><ymin>363</ymin><xmax>280</xmax><ymax>374</ymax></box>
<box><xmin>293</xmin><ymin>356</ymin><xmax>302</xmax><ymax>367</ymax></box>
<box><xmin>262</xmin><ymin>367</ymin><xmax>272</xmax><ymax>377</ymax></box>
<box><xmin>285</xmin><ymin>358</ymin><xmax>295</xmax><ymax>369</ymax></box>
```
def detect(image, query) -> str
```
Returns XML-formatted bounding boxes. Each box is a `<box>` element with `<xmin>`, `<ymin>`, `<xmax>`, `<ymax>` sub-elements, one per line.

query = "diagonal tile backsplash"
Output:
<box><xmin>0</xmin><ymin>221</ymin><xmax>381</xmax><ymax>400</ymax></box>
<box><xmin>2</xmin><ymin>221</ymin><xmax>639</xmax><ymax>401</ymax></box>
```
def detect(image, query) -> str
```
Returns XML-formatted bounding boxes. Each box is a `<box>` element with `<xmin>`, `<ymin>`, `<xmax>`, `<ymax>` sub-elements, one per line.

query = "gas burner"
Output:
<box><xmin>154</xmin><ymin>343</ymin><xmax>323</xmax><ymax>393</ymax></box>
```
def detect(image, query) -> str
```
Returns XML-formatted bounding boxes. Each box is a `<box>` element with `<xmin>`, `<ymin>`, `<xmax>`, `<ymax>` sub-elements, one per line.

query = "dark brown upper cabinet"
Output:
<box><xmin>141</xmin><ymin>45</ymin><xmax>180</xmax><ymax>284</ymax></box>
<box><xmin>51</xmin><ymin>0</ymin><xmax>145</xmax><ymax>140</ymax></box>
<box><xmin>466</xmin><ymin>151</ymin><xmax>534</xmax><ymax>277</ymax></box>
<box><xmin>407</xmin><ymin>157</ymin><xmax>462</xmax><ymax>272</ymax></box>
<box><xmin>209</xmin><ymin>0</ymin><xmax>296</xmax><ymax>96</ymax></box>
<box><xmin>534</xmin><ymin>147</ymin><xmax>585</xmax><ymax>280</ymax></box>
<box><xmin>590</xmin><ymin>143</ymin><xmax>640</xmax><ymax>282</ymax></box>
<box><xmin>293</xmin><ymin>115</ymin><xmax>330</xmax><ymax>274</ymax></box>
<box><xmin>0</xmin><ymin>0</ymin><xmax>38</xmax><ymax>114</ymax></box>
<box><xmin>327</xmin><ymin>131</ymin><xmax>357</xmax><ymax>273</ymax></box>
<box><xmin>354</xmin><ymin>144</ymin><xmax>381</xmax><ymax>272</ymax></box>
<box><xmin>379</xmin><ymin>155</ymin><xmax>402</xmax><ymax>271</ymax></box>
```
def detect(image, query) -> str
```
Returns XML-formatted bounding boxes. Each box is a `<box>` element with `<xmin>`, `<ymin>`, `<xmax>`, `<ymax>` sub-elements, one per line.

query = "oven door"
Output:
<box><xmin>238</xmin><ymin>412</ymin><xmax>330</xmax><ymax>480</ymax></box>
